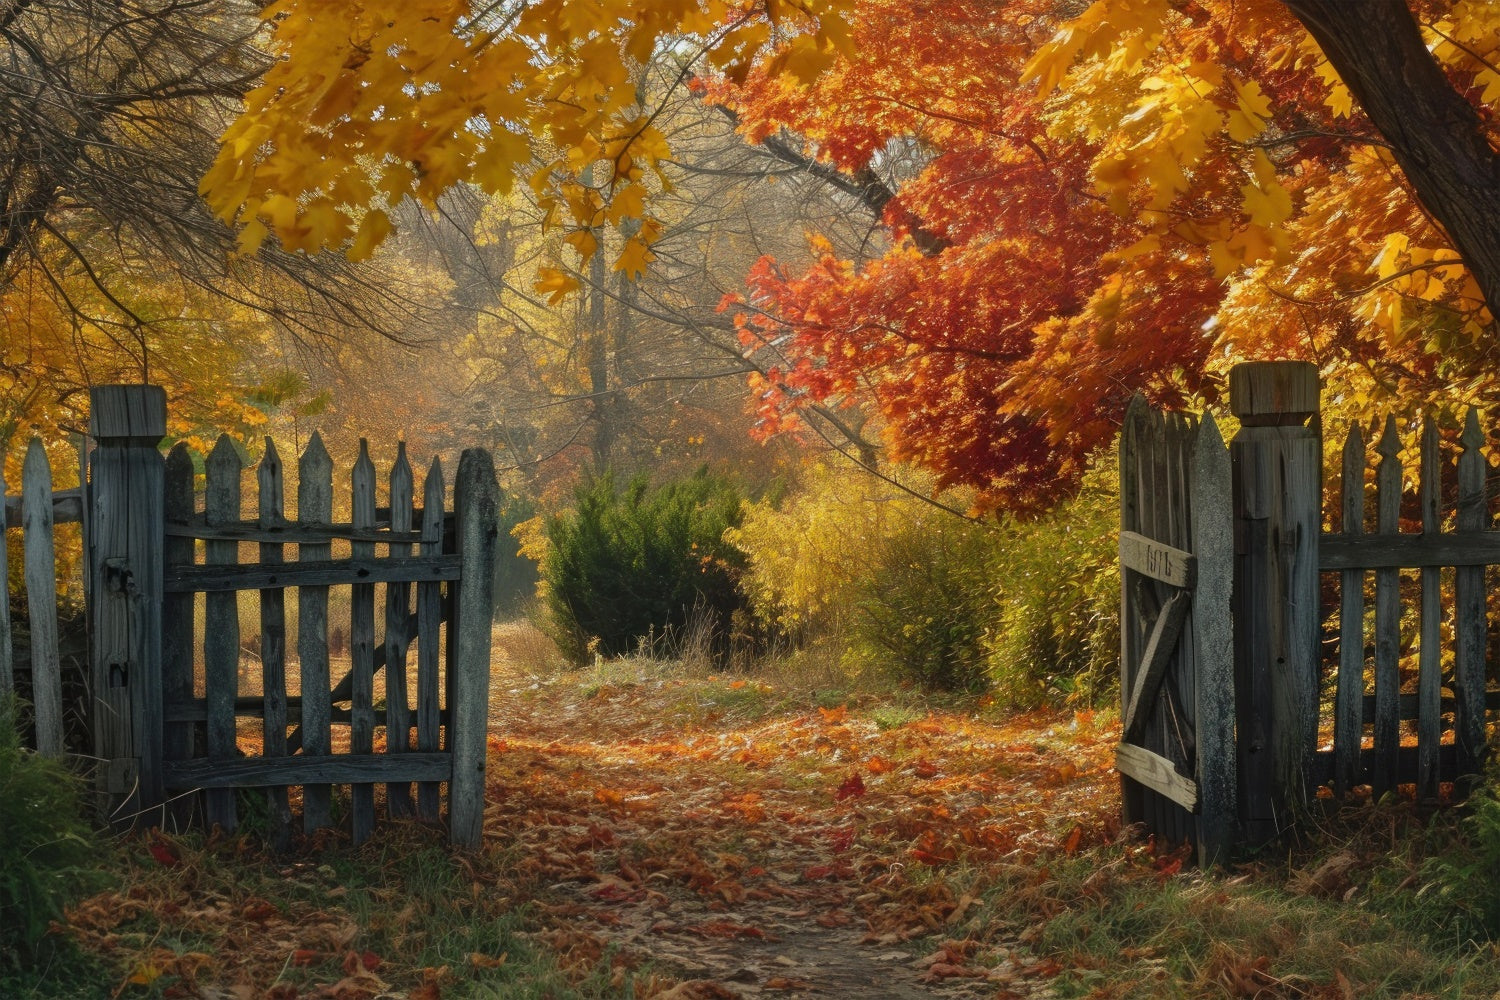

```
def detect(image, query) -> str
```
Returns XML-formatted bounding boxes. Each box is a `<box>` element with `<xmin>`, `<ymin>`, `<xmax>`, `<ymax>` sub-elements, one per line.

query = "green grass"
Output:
<box><xmin>952</xmin><ymin>807</ymin><xmax>1500</xmax><ymax>1000</ymax></box>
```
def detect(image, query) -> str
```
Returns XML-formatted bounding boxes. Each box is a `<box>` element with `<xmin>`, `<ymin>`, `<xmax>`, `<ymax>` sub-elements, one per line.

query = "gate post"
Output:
<box><xmin>88</xmin><ymin>385</ymin><xmax>167</xmax><ymax>826</ymax></box>
<box><xmin>1229</xmin><ymin>362</ymin><xmax>1321</xmax><ymax>842</ymax></box>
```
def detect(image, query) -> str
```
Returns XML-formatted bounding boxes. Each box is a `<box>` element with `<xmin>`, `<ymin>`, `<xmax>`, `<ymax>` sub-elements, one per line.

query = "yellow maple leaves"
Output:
<box><xmin>202</xmin><ymin>0</ymin><xmax>854</xmax><ymax>290</ymax></box>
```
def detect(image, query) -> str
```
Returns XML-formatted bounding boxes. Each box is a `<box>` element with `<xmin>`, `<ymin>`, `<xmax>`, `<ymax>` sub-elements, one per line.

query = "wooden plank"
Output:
<box><xmin>1122</xmin><ymin>589</ymin><xmax>1191</xmax><ymax>740</ymax></box>
<box><xmin>164</xmin><ymin>553</ymin><xmax>461</xmax><ymax>592</ymax></box>
<box><xmin>1118</xmin><ymin>395</ymin><xmax>1147</xmax><ymax>829</ymax></box>
<box><xmin>165</xmin><ymin>519</ymin><xmax>427</xmax><ymax>544</ymax></box>
<box><xmin>87</xmin><ymin>386</ymin><xmax>167</xmax><ymax>822</ymax></box>
<box><xmin>297</xmin><ymin>433</ymin><xmax>334</xmax><ymax>832</ymax></box>
<box><xmin>74</xmin><ymin>436</ymin><xmax>89</xmax><ymax>611</ymax></box>
<box><xmin>1373</xmin><ymin>417</ymin><xmax>1401</xmax><ymax>796</ymax></box>
<box><xmin>1319</xmin><ymin>531</ymin><xmax>1500</xmax><ymax>569</ymax></box>
<box><xmin>22</xmin><ymin>439</ymin><xmax>63</xmax><ymax>757</ymax></box>
<box><xmin>203</xmin><ymin>435</ymin><xmax>242</xmax><ymax>832</ymax></box>
<box><xmin>1119</xmin><ymin>531</ymin><xmax>1196</xmax><ymax>589</ymax></box>
<box><xmin>1116</xmin><ymin>743</ymin><xmax>1198</xmax><ymax>811</ymax></box>
<box><xmin>3</xmin><ymin>487</ymin><xmax>83</xmax><ymax>529</ymax></box>
<box><xmin>350</xmin><ymin>440</ymin><xmax>377</xmax><ymax>845</ymax></box>
<box><xmin>417</xmin><ymin>458</ymin><xmax>445</xmax><ymax>821</ymax></box>
<box><xmin>164</xmin><ymin>752</ymin><xmax>453</xmax><ymax>789</ymax></box>
<box><xmin>257</xmin><ymin>440</ymin><xmax>293</xmax><ymax>849</ymax></box>
<box><xmin>1309</xmin><ymin>742</ymin><xmax>1458</xmax><ymax>790</ymax></box>
<box><xmin>1454</xmin><ymin>408</ymin><xmax>1489</xmax><ymax>781</ymax></box>
<box><xmin>1417</xmin><ymin>417</ymin><xmax>1441</xmax><ymax>804</ymax></box>
<box><xmin>385</xmin><ymin>444</ymin><xmax>415</xmax><ymax>818</ymax></box>
<box><xmin>161</xmin><ymin>444</ymin><xmax>197</xmax><ymax>830</ymax></box>
<box><xmin>1334</xmin><ymin>424</ymin><xmax>1365</xmax><ymax>797</ymax></box>
<box><xmin>450</xmin><ymin>448</ymin><xmax>499</xmax><ymax>849</ymax></box>
<box><xmin>1191</xmin><ymin>413</ymin><xmax>1235</xmax><ymax>867</ymax></box>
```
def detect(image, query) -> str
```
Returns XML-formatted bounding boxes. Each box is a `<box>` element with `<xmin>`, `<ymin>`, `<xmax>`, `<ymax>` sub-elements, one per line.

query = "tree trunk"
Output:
<box><xmin>1283</xmin><ymin>0</ymin><xmax>1500</xmax><ymax>322</ymax></box>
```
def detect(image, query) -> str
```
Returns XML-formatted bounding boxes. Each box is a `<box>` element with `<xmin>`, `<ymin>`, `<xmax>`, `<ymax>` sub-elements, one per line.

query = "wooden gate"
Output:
<box><xmin>1117</xmin><ymin>396</ymin><xmax>1235</xmax><ymax>867</ymax></box>
<box><xmin>87</xmin><ymin>386</ymin><xmax>499</xmax><ymax>848</ymax></box>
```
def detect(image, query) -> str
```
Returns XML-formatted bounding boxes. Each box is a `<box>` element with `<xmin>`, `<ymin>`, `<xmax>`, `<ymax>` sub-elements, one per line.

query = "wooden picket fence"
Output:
<box><xmin>1126</xmin><ymin>360</ymin><xmax>1500</xmax><ymax>862</ymax></box>
<box><xmin>1320</xmin><ymin>409</ymin><xmax>1492</xmax><ymax>802</ymax></box>
<box><xmin>4</xmin><ymin>386</ymin><xmax>499</xmax><ymax>849</ymax></box>
<box><xmin>1</xmin><ymin>436</ymin><xmax>87</xmax><ymax>757</ymax></box>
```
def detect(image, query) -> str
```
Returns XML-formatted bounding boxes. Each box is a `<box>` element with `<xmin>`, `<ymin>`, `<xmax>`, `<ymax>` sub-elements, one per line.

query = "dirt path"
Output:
<box><xmin>481</xmin><ymin>654</ymin><xmax>1117</xmax><ymax>998</ymax></box>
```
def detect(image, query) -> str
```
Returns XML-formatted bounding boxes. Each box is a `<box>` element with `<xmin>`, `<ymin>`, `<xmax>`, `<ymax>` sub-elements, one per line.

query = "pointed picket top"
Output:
<box><xmin>1420</xmin><ymin>415</ymin><xmax>1440</xmax><ymax>533</ymax></box>
<box><xmin>298</xmin><ymin>431</ymin><xmax>333</xmax><ymax>524</ymax></box>
<box><xmin>422</xmin><ymin>456</ymin><xmax>445</xmax><ymax>541</ymax></box>
<box><xmin>205</xmin><ymin>435</ymin><xmax>243</xmax><ymax>526</ymax></box>
<box><xmin>258</xmin><ymin>437</ymin><xmax>284</xmax><ymax>526</ymax></box>
<box><xmin>391</xmin><ymin>441</ymin><xmax>414</xmax><ymax>530</ymax></box>
<box><xmin>1461</xmin><ymin>406</ymin><xmax>1485</xmax><ymax>452</ymax></box>
<box><xmin>1376</xmin><ymin>414</ymin><xmax>1401</xmax><ymax>461</ymax></box>
<box><xmin>352</xmin><ymin>438</ymin><xmax>376</xmax><ymax>528</ymax></box>
<box><xmin>1340</xmin><ymin>423</ymin><xmax>1365</xmax><ymax>534</ymax></box>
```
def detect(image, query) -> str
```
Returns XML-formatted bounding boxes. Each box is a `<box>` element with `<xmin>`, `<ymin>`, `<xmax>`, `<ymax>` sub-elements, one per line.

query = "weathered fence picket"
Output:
<box><xmin>2</xmin><ymin>437</ymin><xmax>79</xmax><ymax>758</ymax></box>
<box><xmin>1319</xmin><ymin>406</ymin><xmax>1497</xmax><ymax>800</ymax></box>
<box><xmin>298</xmin><ymin>433</ymin><xmax>334</xmax><ymax>833</ymax></box>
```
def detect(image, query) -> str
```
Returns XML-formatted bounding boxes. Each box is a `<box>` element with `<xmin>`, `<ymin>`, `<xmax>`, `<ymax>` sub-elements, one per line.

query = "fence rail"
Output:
<box><xmin>5</xmin><ymin>386</ymin><xmax>498</xmax><ymax>850</ymax></box>
<box><xmin>1321</xmin><ymin>408</ymin><xmax>1491</xmax><ymax>802</ymax></box>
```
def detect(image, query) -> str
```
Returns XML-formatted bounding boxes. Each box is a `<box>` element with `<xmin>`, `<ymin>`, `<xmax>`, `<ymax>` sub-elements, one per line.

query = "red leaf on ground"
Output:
<box><xmin>834</xmin><ymin>772</ymin><xmax>865</xmax><ymax>800</ymax></box>
<box><xmin>148</xmin><ymin>838</ymin><xmax>180</xmax><ymax>867</ymax></box>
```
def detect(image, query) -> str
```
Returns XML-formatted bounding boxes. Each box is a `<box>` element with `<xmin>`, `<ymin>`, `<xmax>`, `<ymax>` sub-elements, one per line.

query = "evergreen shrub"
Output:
<box><xmin>542</xmin><ymin>468</ymin><xmax>749</xmax><ymax>664</ymax></box>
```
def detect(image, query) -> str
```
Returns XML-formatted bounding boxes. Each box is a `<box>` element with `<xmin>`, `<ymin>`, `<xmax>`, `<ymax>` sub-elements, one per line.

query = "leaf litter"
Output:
<box><xmin>59</xmin><ymin>655</ymin><xmax>1120</xmax><ymax>998</ymax></box>
<box><xmin>478</xmin><ymin>663</ymin><xmax>1120</xmax><ymax>997</ymax></box>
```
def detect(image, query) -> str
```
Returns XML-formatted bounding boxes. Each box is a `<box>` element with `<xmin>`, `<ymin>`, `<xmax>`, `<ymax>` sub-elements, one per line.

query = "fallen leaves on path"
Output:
<box><xmin>483</xmin><ymin>663</ymin><xmax>1121</xmax><ymax>993</ymax></box>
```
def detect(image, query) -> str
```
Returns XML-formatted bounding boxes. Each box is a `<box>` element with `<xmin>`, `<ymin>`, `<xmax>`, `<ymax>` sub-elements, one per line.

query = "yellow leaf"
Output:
<box><xmin>1374</xmin><ymin>232</ymin><xmax>1409</xmax><ymax>280</ymax></box>
<box><xmin>564</xmin><ymin>228</ymin><xmax>599</xmax><ymax>260</ymax></box>
<box><xmin>535</xmin><ymin>267</ymin><xmax>581</xmax><ymax>305</ymax></box>
<box><xmin>613</xmin><ymin>237</ymin><xmax>655</xmax><ymax>279</ymax></box>
<box><xmin>349</xmin><ymin>209</ymin><xmax>391</xmax><ymax>262</ymax></box>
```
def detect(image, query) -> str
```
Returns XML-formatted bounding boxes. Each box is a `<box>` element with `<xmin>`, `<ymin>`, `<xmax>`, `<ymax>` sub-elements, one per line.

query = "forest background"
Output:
<box><xmin>12</xmin><ymin>0</ymin><xmax>1500</xmax><ymax>704</ymax></box>
<box><xmin>9</xmin><ymin>1</ymin><xmax>1500</xmax><ymax>996</ymax></box>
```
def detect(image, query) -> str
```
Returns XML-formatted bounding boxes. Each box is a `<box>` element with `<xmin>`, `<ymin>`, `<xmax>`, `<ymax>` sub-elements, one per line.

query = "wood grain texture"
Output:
<box><xmin>417</xmin><ymin>458</ymin><xmax>445</xmax><ymax>821</ymax></box>
<box><xmin>385</xmin><ymin>443</ymin><xmax>415</xmax><ymax>818</ymax></box>
<box><xmin>22</xmin><ymin>438</ymin><xmax>62</xmax><ymax>757</ymax></box>
<box><xmin>1454</xmin><ymin>408</ymin><xmax>1489</xmax><ymax>780</ymax></box>
<box><xmin>1191</xmin><ymin>414</ymin><xmax>1235</xmax><ymax>867</ymax></box>
<box><xmin>257</xmin><ymin>440</ymin><xmax>293</xmax><ymax>848</ymax></box>
<box><xmin>450</xmin><ymin>449</ymin><xmax>498</xmax><ymax>849</ymax></box>
<box><xmin>203</xmin><ymin>434</ymin><xmax>242</xmax><ymax>832</ymax></box>
<box><xmin>164</xmin><ymin>752</ymin><xmax>452</xmax><ymax>789</ymax></box>
<box><xmin>297</xmin><ymin>432</ymin><xmax>334</xmax><ymax>832</ymax></box>
<box><xmin>88</xmin><ymin>385</ymin><xmax>167</xmax><ymax>823</ymax></box>
<box><xmin>162</xmin><ymin>444</ymin><xmax>197</xmax><ymax>830</ymax></box>
<box><xmin>1418</xmin><ymin>418</ymin><xmax>1441</xmax><ymax>804</ymax></box>
<box><xmin>1373</xmin><ymin>417</ymin><xmax>1401</xmax><ymax>794</ymax></box>
<box><xmin>350</xmin><ymin>440</ymin><xmax>377</xmax><ymax>845</ymax></box>
<box><xmin>1116</xmin><ymin>744</ymin><xmax>1198</xmax><ymax>811</ymax></box>
<box><xmin>164</xmin><ymin>554</ymin><xmax>460</xmax><ymax>592</ymax></box>
<box><xmin>1334</xmin><ymin>424</ymin><xmax>1365</xmax><ymax>797</ymax></box>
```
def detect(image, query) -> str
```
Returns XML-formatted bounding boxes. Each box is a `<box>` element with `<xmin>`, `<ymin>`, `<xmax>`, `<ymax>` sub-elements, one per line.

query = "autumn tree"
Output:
<box><xmin>0</xmin><ymin>0</ymin><xmax>456</xmax><ymax>455</ymax></box>
<box><xmin>704</xmin><ymin>0</ymin><xmax>1500</xmax><ymax>510</ymax></box>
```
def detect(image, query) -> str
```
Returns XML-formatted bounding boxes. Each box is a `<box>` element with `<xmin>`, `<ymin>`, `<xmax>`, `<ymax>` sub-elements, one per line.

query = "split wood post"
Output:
<box><xmin>1228</xmin><ymin>361</ymin><xmax>1320</xmax><ymax>843</ymax></box>
<box><xmin>89</xmin><ymin>385</ymin><xmax>167</xmax><ymax>826</ymax></box>
<box><xmin>449</xmin><ymin>448</ymin><xmax>497</xmax><ymax>849</ymax></box>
